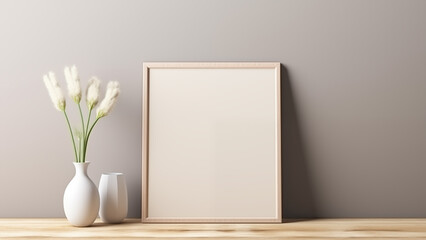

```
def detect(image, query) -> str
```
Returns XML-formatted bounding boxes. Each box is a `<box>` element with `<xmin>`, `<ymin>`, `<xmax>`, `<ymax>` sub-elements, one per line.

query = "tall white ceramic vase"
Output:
<box><xmin>99</xmin><ymin>173</ymin><xmax>128</xmax><ymax>223</ymax></box>
<box><xmin>63</xmin><ymin>162</ymin><xmax>100</xmax><ymax>227</ymax></box>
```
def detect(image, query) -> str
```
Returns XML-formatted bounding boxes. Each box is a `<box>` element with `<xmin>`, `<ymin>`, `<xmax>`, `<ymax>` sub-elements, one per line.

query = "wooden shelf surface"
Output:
<box><xmin>1</xmin><ymin>218</ymin><xmax>426</xmax><ymax>239</ymax></box>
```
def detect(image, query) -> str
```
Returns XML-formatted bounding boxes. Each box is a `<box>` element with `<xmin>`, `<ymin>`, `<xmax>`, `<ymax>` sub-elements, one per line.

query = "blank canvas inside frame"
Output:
<box><xmin>142</xmin><ymin>62</ymin><xmax>281</xmax><ymax>223</ymax></box>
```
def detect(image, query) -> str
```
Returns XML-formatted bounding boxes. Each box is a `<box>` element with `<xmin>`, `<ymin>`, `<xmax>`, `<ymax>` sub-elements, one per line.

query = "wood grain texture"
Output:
<box><xmin>1</xmin><ymin>219</ymin><xmax>426</xmax><ymax>239</ymax></box>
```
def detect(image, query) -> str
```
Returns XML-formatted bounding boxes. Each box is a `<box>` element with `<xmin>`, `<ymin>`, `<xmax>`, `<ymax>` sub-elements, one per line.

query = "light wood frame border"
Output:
<box><xmin>142</xmin><ymin>62</ymin><xmax>281</xmax><ymax>223</ymax></box>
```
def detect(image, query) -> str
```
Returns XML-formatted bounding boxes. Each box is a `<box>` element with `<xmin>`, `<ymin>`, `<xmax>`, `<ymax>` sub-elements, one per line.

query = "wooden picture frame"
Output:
<box><xmin>142</xmin><ymin>62</ymin><xmax>281</xmax><ymax>223</ymax></box>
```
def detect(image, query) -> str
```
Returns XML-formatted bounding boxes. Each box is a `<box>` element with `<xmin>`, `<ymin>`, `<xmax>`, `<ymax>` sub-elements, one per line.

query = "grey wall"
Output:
<box><xmin>1</xmin><ymin>0</ymin><xmax>426</xmax><ymax>218</ymax></box>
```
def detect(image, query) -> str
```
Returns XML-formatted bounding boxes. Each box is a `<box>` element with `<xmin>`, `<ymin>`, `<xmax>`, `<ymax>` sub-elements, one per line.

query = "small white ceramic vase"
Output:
<box><xmin>99</xmin><ymin>173</ymin><xmax>128</xmax><ymax>223</ymax></box>
<box><xmin>63</xmin><ymin>162</ymin><xmax>100</xmax><ymax>227</ymax></box>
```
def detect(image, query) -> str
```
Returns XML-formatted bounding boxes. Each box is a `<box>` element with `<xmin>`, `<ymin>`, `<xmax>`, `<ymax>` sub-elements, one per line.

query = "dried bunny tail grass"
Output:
<box><xmin>64</xmin><ymin>65</ymin><xmax>81</xmax><ymax>103</ymax></box>
<box><xmin>86</xmin><ymin>76</ymin><xmax>101</xmax><ymax>109</ymax></box>
<box><xmin>96</xmin><ymin>81</ymin><xmax>120</xmax><ymax>118</ymax></box>
<box><xmin>43</xmin><ymin>72</ymin><xmax>66</xmax><ymax>111</ymax></box>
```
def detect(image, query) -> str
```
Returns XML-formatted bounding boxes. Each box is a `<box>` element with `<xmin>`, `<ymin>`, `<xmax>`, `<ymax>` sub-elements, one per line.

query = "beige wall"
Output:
<box><xmin>1</xmin><ymin>0</ymin><xmax>426</xmax><ymax>218</ymax></box>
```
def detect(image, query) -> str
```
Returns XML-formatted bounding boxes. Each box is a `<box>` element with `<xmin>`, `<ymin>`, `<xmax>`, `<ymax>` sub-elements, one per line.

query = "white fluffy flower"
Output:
<box><xmin>96</xmin><ymin>81</ymin><xmax>120</xmax><ymax>118</ymax></box>
<box><xmin>64</xmin><ymin>65</ymin><xmax>81</xmax><ymax>103</ymax></box>
<box><xmin>86</xmin><ymin>76</ymin><xmax>101</xmax><ymax>109</ymax></box>
<box><xmin>43</xmin><ymin>72</ymin><xmax>66</xmax><ymax>111</ymax></box>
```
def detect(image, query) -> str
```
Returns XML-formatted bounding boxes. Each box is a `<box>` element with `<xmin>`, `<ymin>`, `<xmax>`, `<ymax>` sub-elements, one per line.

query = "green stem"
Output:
<box><xmin>84</xmin><ymin>117</ymin><xmax>101</xmax><ymax>154</ymax></box>
<box><xmin>86</xmin><ymin>107</ymin><xmax>92</xmax><ymax>138</ymax></box>
<box><xmin>82</xmin><ymin>107</ymin><xmax>93</xmax><ymax>162</ymax></box>
<box><xmin>80</xmin><ymin>136</ymin><xmax>83</xmax><ymax>162</ymax></box>
<box><xmin>78</xmin><ymin>104</ymin><xmax>86</xmax><ymax>163</ymax></box>
<box><xmin>78</xmin><ymin>104</ymin><xmax>86</xmax><ymax>136</ymax></box>
<box><xmin>63</xmin><ymin>111</ymin><xmax>79</xmax><ymax>162</ymax></box>
<box><xmin>77</xmin><ymin>136</ymin><xmax>81</xmax><ymax>163</ymax></box>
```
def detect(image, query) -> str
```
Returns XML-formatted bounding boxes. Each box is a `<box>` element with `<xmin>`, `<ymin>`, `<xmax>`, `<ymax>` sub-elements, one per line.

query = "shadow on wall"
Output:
<box><xmin>281</xmin><ymin>64</ymin><xmax>317</xmax><ymax>219</ymax></box>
